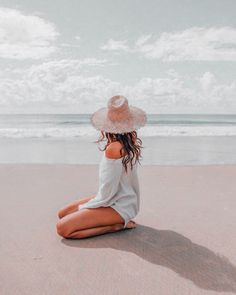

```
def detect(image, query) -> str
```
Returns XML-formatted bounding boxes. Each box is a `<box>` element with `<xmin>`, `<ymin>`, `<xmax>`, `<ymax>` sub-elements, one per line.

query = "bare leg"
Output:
<box><xmin>56</xmin><ymin>207</ymin><xmax>136</xmax><ymax>239</ymax></box>
<box><xmin>58</xmin><ymin>195</ymin><xmax>96</xmax><ymax>219</ymax></box>
<box><xmin>67</xmin><ymin>220</ymin><xmax>137</xmax><ymax>239</ymax></box>
<box><xmin>67</xmin><ymin>223</ymin><xmax>125</xmax><ymax>239</ymax></box>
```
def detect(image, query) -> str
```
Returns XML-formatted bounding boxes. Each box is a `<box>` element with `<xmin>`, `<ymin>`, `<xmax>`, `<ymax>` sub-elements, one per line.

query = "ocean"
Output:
<box><xmin>0</xmin><ymin>114</ymin><xmax>236</xmax><ymax>138</ymax></box>
<box><xmin>0</xmin><ymin>113</ymin><xmax>236</xmax><ymax>165</ymax></box>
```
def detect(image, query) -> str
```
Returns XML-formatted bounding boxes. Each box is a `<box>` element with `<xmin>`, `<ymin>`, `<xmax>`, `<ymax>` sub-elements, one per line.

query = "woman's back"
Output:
<box><xmin>79</xmin><ymin>142</ymin><xmax>140</xmax><ymax>228</ymax></box>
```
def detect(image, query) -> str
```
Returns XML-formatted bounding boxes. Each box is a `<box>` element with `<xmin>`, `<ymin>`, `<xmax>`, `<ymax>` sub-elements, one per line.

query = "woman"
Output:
<box><xmin>56</xmin><ymin>95</ymin><xmax>147</xmax><ymax>239</ymax></box>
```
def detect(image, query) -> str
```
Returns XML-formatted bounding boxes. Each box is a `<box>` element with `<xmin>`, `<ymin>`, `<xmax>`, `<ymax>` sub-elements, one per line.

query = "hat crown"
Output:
<box><xmin>90</xmin><ymin>94</ymin><xmax>147</xmax><ymax>134</ymax></box>
<box><xmin>108</xmin><ymin>95</ymin><xmax>128</xmax><ymax>109</ymax></box>
<box><xmin>107</xmin><ymin>95</ymin><xmax>131</xmax><ymax>122</ymax></box>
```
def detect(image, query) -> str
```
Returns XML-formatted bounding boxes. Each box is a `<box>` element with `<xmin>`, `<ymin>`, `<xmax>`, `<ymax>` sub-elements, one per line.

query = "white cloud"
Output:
<box><xmin>0</xmin><ymin>58</ymin><xmax>120</xmax><ymax>112</ymax></box>
<box><xmin>198</xmin><ymin>71</ymin><xmax>217</xmax><ymax>92</ymax></box>
<box><xmin>135</xmin><ymin>34</ymin><xmax>153</xmax><ymax>47</ymax></box>
<box><xmin>197</xmin><ymin>72</ymin><xmax>236</xmax><ymax>108</ymax></box>
<box><xmin>166</xmin><ymin>68</ymin><xmax>181</xmax><ymax>79</ymax></box>
<box><xmin>100</xmin><ymin>38</ymin><xmax>131</xmax><ymax>52</ymax></box>
<box><xmin>75</xmin><ymin>35</ymin><xmax>81</xmax><ymax>41</ymax></box>
<box><xmin>59</xmin><ymin>43</ymin><xmax>80</xmax><ymax>48</ymax></box>
<box><xmin>101</xmin><ymin>27</ymin><xmax>236</xmax><ymax>61</ymax></box>
<box><xmin>137</xmin><ymin>27</ymin><xmax>236</xmax><ymax>61</ymax></box>
<box><xmin>123</xmin><ymin>77</ymin><xmax>194</xmax><ymax>112</ymax></box>
<box><xmin>0</xmin><ymin>60</ymin><xmax>235</xmax><ymax>113</ymax></box>
<box><xmin>0</xmin><ymin>7</ymin><xmax>59</xmax><ymax>59</ymax></box>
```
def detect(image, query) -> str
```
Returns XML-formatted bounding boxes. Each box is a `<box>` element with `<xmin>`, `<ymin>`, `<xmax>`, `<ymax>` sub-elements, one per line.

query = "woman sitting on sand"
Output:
<box><xmin>56</xmin><ymin>95</ymin><xmax>147</xmax><ymax>239</ymax></box>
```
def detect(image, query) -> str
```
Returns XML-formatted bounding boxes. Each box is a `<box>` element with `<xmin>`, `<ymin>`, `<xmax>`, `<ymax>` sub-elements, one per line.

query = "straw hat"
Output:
<box><xmin>90</xmin><ymin>95</ymin><xmax>147</xmax><ymax>134</ymax></box>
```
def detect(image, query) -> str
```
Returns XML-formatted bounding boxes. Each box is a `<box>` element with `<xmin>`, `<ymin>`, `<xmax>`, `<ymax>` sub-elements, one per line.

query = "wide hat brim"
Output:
<box><xmin>90</xmin><ymin>105</ymin><xmax>147</xmax><ymax>134</ymax></box>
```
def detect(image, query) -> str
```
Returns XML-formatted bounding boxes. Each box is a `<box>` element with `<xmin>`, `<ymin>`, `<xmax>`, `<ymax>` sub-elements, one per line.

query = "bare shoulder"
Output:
<box><xmin>105</xmin><ymin>141</ymin><xmax>124</xmax><ymax>159</ymax></box>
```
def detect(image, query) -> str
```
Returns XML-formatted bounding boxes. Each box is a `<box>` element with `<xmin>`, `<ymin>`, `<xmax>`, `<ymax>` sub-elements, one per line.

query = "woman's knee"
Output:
<box><xmin>57</xmin><ymin>209</ymin><xmax>65</xmax><ymax>219</ymax></box>
<box><xmin>57</xmin><ymin>195</ymin><xmax>96</xmax><ymax>219</ymax></box>
<box><xmin>56</xmin><ymin>220</ymin><xmax>71</xmax><ymax>238</ymax></box>
<box><xmin>57</xmin><ymin>200</ymin><xmax>81</xmax><ymax>219</ymax></box>
<box><xmin>56</xmin><ymin>220</ymin><xmax>86</xmax><ymax>239</ymax></box>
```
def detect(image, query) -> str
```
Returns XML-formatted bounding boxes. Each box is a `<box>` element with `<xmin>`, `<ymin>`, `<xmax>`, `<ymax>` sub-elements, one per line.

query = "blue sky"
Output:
<box><xmin>0</xmin><ymin>0</ymin><xmax>236</xmax><ymax>113</ymax></box>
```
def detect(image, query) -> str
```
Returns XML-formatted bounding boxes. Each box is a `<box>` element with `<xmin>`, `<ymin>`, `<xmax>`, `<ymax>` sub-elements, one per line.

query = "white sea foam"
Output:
<box><xmin>0</xmin><ymin>114</ymin><xmax>236</xmax><ymax>138</ymax></box>
<box><xmin>139</xmin><ymin>125</ymin><xmax>236</xmax><ymax>136</ymax></box>
<box><xmin>0</xmin><ymin>126</ymin><xmax>93</xmax><ymax>138</ymax></box>
<box><xmin>0</xmin><ymin>125</ymin><xmax>236</xmax><ymax>138</ymax></box>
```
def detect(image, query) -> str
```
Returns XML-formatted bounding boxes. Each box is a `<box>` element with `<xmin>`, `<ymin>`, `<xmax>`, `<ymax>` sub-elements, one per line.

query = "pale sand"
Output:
<box><xmin>0</xmin><ymin>164</ymin><xmax>236</xmax><ymax>295</ymax></box>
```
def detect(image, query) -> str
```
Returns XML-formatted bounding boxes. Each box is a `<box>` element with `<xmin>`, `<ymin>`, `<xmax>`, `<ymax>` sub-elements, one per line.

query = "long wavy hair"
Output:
<box><xmin>94</xmin><ymin>130</ymin><xmax>144</xmax><ymax>173</ymax></box>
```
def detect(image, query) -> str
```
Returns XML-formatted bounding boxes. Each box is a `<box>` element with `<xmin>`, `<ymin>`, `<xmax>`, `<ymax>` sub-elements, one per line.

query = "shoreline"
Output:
<box><xmin>0</xmin><ymin>135</ymin><xmax>236</xmax><ymax>165</ymax></box>
<box><xmin>0</xmin><ymin>163</ymin><xmax>236</xmax><ymax>167</ymax></box>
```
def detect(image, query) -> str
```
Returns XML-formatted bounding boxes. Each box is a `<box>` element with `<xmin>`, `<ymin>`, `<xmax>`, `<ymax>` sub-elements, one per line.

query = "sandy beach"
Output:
<box><xmin>1</xmin><ymin>0</ymin><xmax>236</xmax><ymax>293</ymax></box>
<box><xmin>0</xmin><ymin>163</ymin><xmax>236</xmax><ymax>295</ymax></box>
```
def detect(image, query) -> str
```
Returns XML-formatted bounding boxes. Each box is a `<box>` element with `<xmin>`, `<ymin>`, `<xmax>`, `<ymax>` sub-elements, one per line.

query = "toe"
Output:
<box><xmin>126</xmin><ymin>220</ymin><xmax>136</xmax><ymax>229</ymax></box>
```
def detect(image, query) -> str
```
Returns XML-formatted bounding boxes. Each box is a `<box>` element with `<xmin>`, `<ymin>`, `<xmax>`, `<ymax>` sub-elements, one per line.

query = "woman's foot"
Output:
<box><xmin>126</xmin><ymin>220</ymin><xmax>136</xmax><ymax>229</ymax></box>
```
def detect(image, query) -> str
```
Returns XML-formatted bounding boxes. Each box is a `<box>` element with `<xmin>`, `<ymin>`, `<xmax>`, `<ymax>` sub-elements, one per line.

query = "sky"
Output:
<box><xmin>0</xmin><ymin>0</ymin><xmax>236</xmax><ymax>114</ymax></box>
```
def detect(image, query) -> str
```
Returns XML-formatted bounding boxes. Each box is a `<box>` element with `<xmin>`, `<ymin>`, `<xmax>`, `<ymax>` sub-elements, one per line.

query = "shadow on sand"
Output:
<box><xmin>62</xmin><ymin>225</ymin><xmax>236</xmax><ymax>293</ymax></box>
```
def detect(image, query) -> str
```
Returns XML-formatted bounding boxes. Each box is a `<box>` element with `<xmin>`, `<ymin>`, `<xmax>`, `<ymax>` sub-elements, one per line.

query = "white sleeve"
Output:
<box><xmin>97</xmin><ymin>161</ymin><xmax>123</xmax><ymax>201</ymax></box>
<box><xmin>79</xmin><ymin>161</ymin><xmax>123</xmax><ymax>210</ymax></box>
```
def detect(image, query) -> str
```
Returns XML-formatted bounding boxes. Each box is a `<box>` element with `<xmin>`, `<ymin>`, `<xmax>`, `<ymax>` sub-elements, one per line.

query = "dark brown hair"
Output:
<box><xmin>93</xmin><ymin>130</ymin><xmax>144</xmax><ymax>173</ymax></box>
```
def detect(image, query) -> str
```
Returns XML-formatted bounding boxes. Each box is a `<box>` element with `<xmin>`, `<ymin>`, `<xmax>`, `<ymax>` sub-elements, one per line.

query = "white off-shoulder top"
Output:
<box><xmin>78</xmin><ymin>151</ymin><xmax>140</xmax><ymax>228</ymax></box>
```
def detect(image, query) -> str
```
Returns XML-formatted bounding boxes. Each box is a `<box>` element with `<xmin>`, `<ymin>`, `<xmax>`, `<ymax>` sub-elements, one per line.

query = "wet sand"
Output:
<box><xmin>0</xmin><ymin>135</ymin><xmax>236</xmax><ymax>165</ymax></box>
